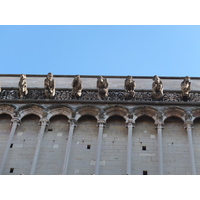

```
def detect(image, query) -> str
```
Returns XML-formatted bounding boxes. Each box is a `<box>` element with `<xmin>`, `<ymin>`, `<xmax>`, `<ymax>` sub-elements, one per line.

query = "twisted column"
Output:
<box><xmin>62</xmin><ymin>119</ymin><xmax>77</xmax><ymax>175</ymax></box>
<box><xmin>184</xmin><ymin>120</ymin><xmax>196</xmax><ymax>175</ymax></box>
<box><xmin>30</xmin><ymin>118</ymin><xmax>49</xmax><ymax>175</ymax></box>
<box><xmin>0</xmin><ymin>117</ymin><xmax>20</xmax><ymax>175</ymax></box>
<box><xmin>95</xmin><ymin>120</ymin><xmax>105</xmax><ymax>175</ymax></box>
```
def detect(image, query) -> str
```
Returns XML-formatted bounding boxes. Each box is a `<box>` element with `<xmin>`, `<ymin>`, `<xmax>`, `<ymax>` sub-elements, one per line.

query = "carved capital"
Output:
<box><xmin>39</xmin><ymin>118</ymin><xmax>49</xmax><ymax>127</ymax></box>
<box><xmin>155</xmin><ymin>120</ymin><xmax>164</xmax><ymax>129</ymax></box>
<box><xmin>68</xmin><ymin>119</ymin><xmax>77</xmax><ymax>127</ymax></box>
<box><xmin>126</xmin><ymin>119</ymin><xmax>135</xmax><ymax>128</ymax></box>
<box><xmin>97</xmin><ymin>119</ymin><xmax>106</xmax><ymax>128</ymax></box>
<box><xmin>184</xmin><ymin>120</ymin><xmax>193</xmax><ymax>129</ymax></box>
<box><xmin>11</xmin><ymin>117</ymin><xmax>20</xmax><ymax>126</ymax></box>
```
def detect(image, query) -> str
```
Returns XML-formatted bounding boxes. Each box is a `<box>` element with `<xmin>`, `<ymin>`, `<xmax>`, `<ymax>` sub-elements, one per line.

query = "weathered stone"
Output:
<box><xmin>72</xmin><ymin>75</ymin><xmax>82</xmax><ymax>99</ymax></box>
<box><xmin>152</xmin><ymin>75</ymin><xmax>164</xmax><ymax>100</ymax></box>
<box><xmin>124</xmin><ymin>76</ymin><xmax>136</xmax><ymax>100</ymax></box>
<box><xmin>181</xmin><ymin>76</ymin><xmax>191</xmax><ymax>101</ymax></box>
<box><xmin>97</xmin><ymin>76</ymin><xmax>109</xmax><ymax>100</ymax></box>
<box><xmin>18</xmin><ymin>74</ymin><xmax>28</xmax><ymax>99</ymax></box>
<box><xmin>44</xmin><ymin>73</ymin><xmax>55</xmax><ymax>99</ymax></box>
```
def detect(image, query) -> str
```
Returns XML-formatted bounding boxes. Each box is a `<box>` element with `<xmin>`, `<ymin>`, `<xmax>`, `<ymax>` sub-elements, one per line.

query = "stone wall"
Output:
<box><xmin>0</xmin><ymin>103</ymin><xmax>200</xmax><ymax>175</ymax></box>
<box><xmin>1</xmin><ymin>75</ymin><xmax>200</xmax><ymax>175</ymax></box>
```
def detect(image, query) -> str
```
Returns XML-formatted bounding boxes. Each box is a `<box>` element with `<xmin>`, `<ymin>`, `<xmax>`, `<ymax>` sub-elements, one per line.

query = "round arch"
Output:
<box><xmin>75</xmin><ymin>105</ymin><xmax>100</xmax><ymax>121</ymax></box>
<box><xmin>0</xmin><ymin>104</ymin><xmax>18</xmax><ymax>118</ymax></box>
<box><xmin>18</xmin><ymin>104</ymin><xmax>45</xmax><ymax>120</ymax></box>
<box><xmin>47</xmin><ymin>105</ymin><xmax>73</xmax><ymax>120</ymax></box>
<box><xmin>132</xmin><ymin>106</ymin><xmax>159</xmax><ymax>122</ymax></box>
<box><xmin>190</xmin><ymin>108</ymin><xmax>200</xmax><ymax>122</ymax></box>
<box><xmin>104</xmin><ymin>106</ymin><xmax>129</xmax><ymax>121</ymax></box>
<box><xmin>163</xmin><ymin>106</ymin><xmax>186</xmax><ymax>122</ymax></box>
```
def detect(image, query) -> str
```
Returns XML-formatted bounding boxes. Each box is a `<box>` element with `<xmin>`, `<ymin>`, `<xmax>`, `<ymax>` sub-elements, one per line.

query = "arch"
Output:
<box><xmin>132</xmin><ymin>106</ymin><xmax>159</xmax><ymax>122</ymax></box>
<box><xmin>0</xmin><ymin>104</ymin><xmax>18</xmax><ymax>118</ymax></box>
<box><xmin>75</xmin><ymin>105</ymin><xmax>100</xmax><ymax>121</ymax></box>
<box><xmin>47</xmin><ymin>105</ymin><xmax>73</xmax><ymax>120</ymax></box>
<box><xmin>191</xmin><ymin>108</ymin><xmax>200</xmax><ymax>122</ymax></box>
<box><xmin>77</xmin><ymin>114</ymin><xmax>97</xmax><ymax>122</ymax></box>
<box><xmin>104</xmin><ymin>106</ymin><xmax>129</xmax><ymax>121</ymax></box>
<box><xmin>18</xmin><ymin>104</ymin><xmax>45</xmax><ymax>120</ymax></box>
<box><xmin>162</xmin><ymin>106</ymin><xmax>186</xmax><ymax>122</ymax></box>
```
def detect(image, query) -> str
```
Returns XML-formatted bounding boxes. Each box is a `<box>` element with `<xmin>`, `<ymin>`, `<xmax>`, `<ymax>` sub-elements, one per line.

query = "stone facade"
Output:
<box><xmin>1</xmin><ymin>74</ymin><xmax>200</xmax><ymax>175</ymax></box>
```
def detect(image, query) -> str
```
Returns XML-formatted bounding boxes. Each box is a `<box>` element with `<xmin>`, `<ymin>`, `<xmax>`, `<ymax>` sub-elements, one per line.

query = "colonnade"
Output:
<box><xmin>0</xmin><ymin>113</ymin><xmax>197</xmax><ymax>175</ymax></box>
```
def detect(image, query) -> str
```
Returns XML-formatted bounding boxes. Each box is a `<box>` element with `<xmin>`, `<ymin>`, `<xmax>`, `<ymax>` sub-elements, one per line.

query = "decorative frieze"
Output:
<box><xmin>1</xmin><ymin>88</ymin><xmax>200</xmax><ymax>103</ymax></box>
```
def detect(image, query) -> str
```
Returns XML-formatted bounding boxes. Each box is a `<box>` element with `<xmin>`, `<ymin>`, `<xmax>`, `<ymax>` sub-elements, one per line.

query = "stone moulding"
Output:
<box><xmin>1</xmin><ymin>88</ymin><xmax>200</xmax><ymax>103</ymax></box>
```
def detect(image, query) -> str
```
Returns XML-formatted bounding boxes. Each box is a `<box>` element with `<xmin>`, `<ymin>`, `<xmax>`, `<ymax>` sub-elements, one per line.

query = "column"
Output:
<box><xmin>0</xmin><ymin>117</ymin><xmax>20</xmax><ymax>175</ymax></box>
<box><xmin>156</xmin><ymin>121</ymin><xmax>164</xmax><ymax>175</ymax></box>
<box><xmin>30</xmin><ymin>118</ymin><xmax>49</xmax><ymax>175</ymax></box>
<box><xmin>126</xmin><ymin>120</ymin><xmax>134</xmax><ymax>175</ymax></box>
<box><xmin>62</xmin><ymin>119</ymin><xmax>77</xmax><ymax>175</ymax></box>
<box><xmin>185</xmin><ymin>121</ymin><xmax>196</xmax><ymax>175</ymax></box>
<box><xmin>95</xmin><ymin>120</ymin><xmax>105</xmax><ymax>175</ymax></box>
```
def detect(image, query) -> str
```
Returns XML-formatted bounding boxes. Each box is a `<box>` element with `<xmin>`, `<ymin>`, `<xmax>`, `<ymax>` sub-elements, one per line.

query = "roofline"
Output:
<box><xmin>0</xmin><ymin>74</ymin><xmax>199</xmax><ymax>79</ymax></box>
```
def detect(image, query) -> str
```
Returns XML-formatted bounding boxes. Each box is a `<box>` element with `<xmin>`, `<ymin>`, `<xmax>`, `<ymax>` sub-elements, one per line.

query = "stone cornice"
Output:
<box><xmin>1</xmin><ymin>74</ymin><xmax>200</xmax><ymax>79</ymax></box>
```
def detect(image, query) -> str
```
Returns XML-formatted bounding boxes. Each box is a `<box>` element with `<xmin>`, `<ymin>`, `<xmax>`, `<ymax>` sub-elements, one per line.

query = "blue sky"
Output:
<box><xmin>1</xmin><ymin>25</ymin><xmax>200</xmax><ymax>77</ymax></box>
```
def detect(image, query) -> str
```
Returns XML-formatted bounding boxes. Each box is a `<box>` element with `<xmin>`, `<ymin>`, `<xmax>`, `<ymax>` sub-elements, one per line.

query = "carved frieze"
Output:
<box><xmin>1</xmin><ymin>88</ymin><xmax>200</xmax><ymax>103</ymax></box>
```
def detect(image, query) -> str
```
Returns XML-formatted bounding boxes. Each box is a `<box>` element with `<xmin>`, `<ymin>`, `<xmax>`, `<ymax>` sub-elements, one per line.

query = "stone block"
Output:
<box><xmin>53</xmin><ymin>144</ymin><xmax>59</xmax><ymax>149</ymax></box>
<box><xmin>90</xmin><ymin>160</ymin><xmax>96</xmax><ymax>165</ymax></box>
<box><xmin>139</xmin><ymin>153</ymin><xmax>156</xmax><ymax>157</ymax></box>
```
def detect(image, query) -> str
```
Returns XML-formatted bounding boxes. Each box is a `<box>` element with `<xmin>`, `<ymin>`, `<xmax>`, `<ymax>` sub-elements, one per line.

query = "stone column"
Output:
<box><xmin>30</xmin><ymin>118</ymin><xmax>49</xmax><ymax>175</ymax></box>
<box><xmin>126</xmin><ymin>120</ymin><xmax>134</xmax><ymax>175</ymax></box>
<box><xmin>62</xmin><ymin>119</ymin><xmax>77</xmax><ymax>175</ymax></box>
<box><xmin>185</xmin><ymin>121</ymin><xmax>196</xmax><ymax>175</ymax></box>
<box><xmin>156</xmin><ymin>121</ymin><xmax>164</xmax><ymax>175</ymax></box>
<box><xmin>0</xmin><ymin>117</ymin><xmax>20</xmax><ymax>175</ymax></box>
<box><xmin>95</xmin><ymin>120</ymin><xmax>105</xmax><ymax>175</ymax></box>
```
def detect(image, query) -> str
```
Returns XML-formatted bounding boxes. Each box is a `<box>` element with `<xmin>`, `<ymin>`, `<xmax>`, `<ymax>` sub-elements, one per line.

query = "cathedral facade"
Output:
<box><xmin>0</xmin><ymin>74</ymin><xmax>200</xmax><ymax>175</ymax></box>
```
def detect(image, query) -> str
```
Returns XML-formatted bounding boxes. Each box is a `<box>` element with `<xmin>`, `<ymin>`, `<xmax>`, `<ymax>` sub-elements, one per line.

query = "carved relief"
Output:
<box><xmin>152</xmin><ymin>75</ymin><xmax>164</xmax><ymax>100</ymax></box>
<box><xmin>18</xmin><ymin>74</ymin><xmax>28</xmax><ymax>99</ymax></box>
<box><xmin>97</xmin><ymin>76</ymin><xmax>109</xmax><ymax>100</ymax></box>
<box><xmin>1</xmin><ymin>88</ymin><xmax>200</xmax><ymax>103</ymax></box>
<box><xmin>44</xmin><ymin>73</ymin><xmax>55</xmax><ymax>99</ymax></box>
<box><xmin>124</xmin><ymin>76</ymin><xmax>136</xmax><ymax>100</ymax></box>
<box><xmin>72</xmin><ymin>75</ymin><xmax>82</xmax><ymax>99</ymax></box>
<box><xmin>181</xmin><ymin>76</ymin><xmax>191</xmax><ymax>101</ymax></box>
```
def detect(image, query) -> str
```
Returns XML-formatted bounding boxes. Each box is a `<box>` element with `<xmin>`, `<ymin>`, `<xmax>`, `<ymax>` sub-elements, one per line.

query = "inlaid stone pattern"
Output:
<box><xmin>1</xmin><ymin>88</ymin><xmax>200</xmax><ymax>102</ymax></box>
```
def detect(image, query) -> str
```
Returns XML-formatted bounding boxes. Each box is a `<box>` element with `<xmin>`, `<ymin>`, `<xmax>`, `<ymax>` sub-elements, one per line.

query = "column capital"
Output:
<box><xmin>11</xmin><ymin>117</ymin><xmax>21</xmax><ymax>126</ymax></box>
<box><xmin>184</xmin><ymin>120</ymin><xmax>193</xmax><ymax>129</ymax></box>
<box><xmin>97</xmin><ymin>120</ymin><xmax>106</xmax><ymax>128</ymax></box>
<box><xmin>155</xmin><ymin>120</ymin><xmax>164</xmax><ymax>129</ymax></box>
<box><xmin>39</xmin><ymin>118</ymin><xmax>49</xmax><ymax>126</ymax></box>
<box><xmin>68</xmin><ymin>119</ymin><xmax>77</xmax><ymax>127</ymax></box>
<box><xmin>126</xmin><ymin>119</ymin><xmax>135</xmax><ymax>128</ymax></box>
